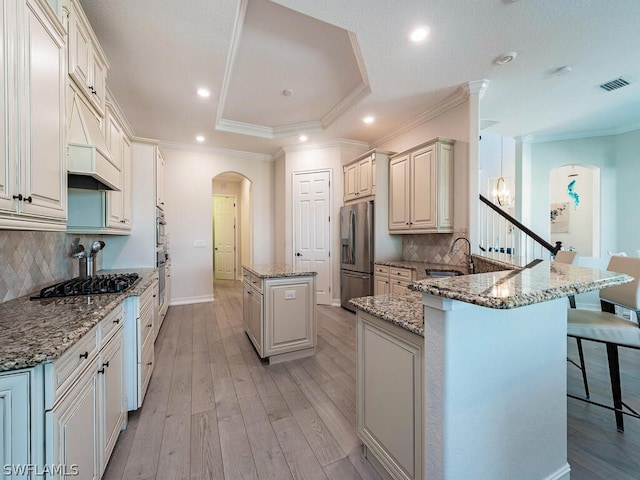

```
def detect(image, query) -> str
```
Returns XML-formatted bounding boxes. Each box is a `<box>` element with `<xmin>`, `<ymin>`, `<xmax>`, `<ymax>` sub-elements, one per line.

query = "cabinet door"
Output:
<box><xmin>388</xmin><ymin>155</ymin><xmax>410</xmax><ymax>231</ymax></box>
<box><xmin>410</xmin><ymin>145</ymin><xmax>436</xmax><ymax>230</ymax></box>
<box><xmin>0</xmin><ymin>1</ymin><xmax>15</xmax><ymax>214</ymax></box>
<box><xmin>90</xmin><ymin>48</ymin><xmax>107</xmax><ymax>114</ymax></box>
<box><xmin>343</xmin><ymin>162</ymin><xmax>357</xmax><ymax>201</ymax></box>
<box><xmin>436</xmin><ymin>141</ymin><xmax>454</xmax><ymax>231</ymax></box>
<box><xmin>121</xmin><ymin>136</ymin><xmax>132</xmax><ymax>226</ymax></box>
<box><xmin>0</xmin><ymin>372</ymin><xmax>32</xmax><ymax>476</ymax></box>
<box><xmin>99</xmin><ymin>331</ymin><xmax>125</xmax><ymax>474</ymax></box>
<box><xmin>21</xmin><ymin>0</ymin><xmax>66</xmax><ymax>220</ymax></box>
<box><xmin>248</xmin><ymin>287</ymin><xmax>263</xmax><ymax>355</ymax></box>
<box><xmin>51</xmin><ymin>368</ymin><xmax>99</xmax><ymax>480</ymax></box>
<box><xmin>242</xmin><ymin>282</ymin><xmax>251</xmax><ymax>331</ymax></box>
<box><xmin>156</xmin><ymin>149</ymin><xmax>165</xmax><ymax>209</ymax></box>
<box><xmin>357</xmin><ymin>155</ymin><xmax>373</xmax><ymax>197</ymax></box>
<box><xmin>374</xmin><ymin>274</ymin><xmax>389</xmax><ymax>295</ymax></box>
<box><xmin>106</xmin><ymin>114</ymin><xmax>124</xmax><ymax>228</ymax></box>
<box><xmin>357</xmin><ymin>312</ymin><xmax>423</xmax><ymax>480</ymax></box>
<box><xmin>389</xmin><ymin>279</ymin><xmax>410</xmax><ymax>294</ymax></box>
<box><xmin>68</xmin><ymin>2</ymin><xmax>91</xmax><ymax>97</ymax></box>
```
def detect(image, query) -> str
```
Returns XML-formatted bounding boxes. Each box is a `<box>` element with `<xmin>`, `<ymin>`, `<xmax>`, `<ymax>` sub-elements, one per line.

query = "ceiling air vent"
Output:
<box><xmin>599</xmin><ymin>77</ymin><xmax>630</xmax><ymax>92</ymax></box>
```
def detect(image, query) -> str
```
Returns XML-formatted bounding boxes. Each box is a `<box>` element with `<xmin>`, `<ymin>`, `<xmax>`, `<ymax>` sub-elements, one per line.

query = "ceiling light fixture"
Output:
<box><xmin>363</xmin><ymin>116</ymin><xmax>375</xmax><ymax>124</ymax></box>
<box><xmin>494</xmin><ymin>51</ymin><xmax>517</xmax><ymax>65</ymax></box>
<box><xmin>410</xmin><ymin>27</ymin><xmax>429</xmax><ymax>42</ymax></box>
<box><xmin>299</xmin><ymin>135</ymin><xmax>308</xmax><ymax>142</ymax></box>
<box><xmin>196</xmin><ymin>88</ymin><xmax>211</xmax><ymax>98</ymax></box>
<box><xmin>196</xmin><ymin>135</ymin><xmax>205</xmax><ymax>142</ymax></box>
<box><xmin>491</xmin><ymin>137</ymin><xmax>513</xmax><ymax>207</ymax></box>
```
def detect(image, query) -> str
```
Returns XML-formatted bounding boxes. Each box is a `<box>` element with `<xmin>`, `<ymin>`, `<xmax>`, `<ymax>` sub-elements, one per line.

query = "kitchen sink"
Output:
<box><xmin>425</xmin><ymin>269</ymin><xmax>465</xmax><ymax>278</ymax></box>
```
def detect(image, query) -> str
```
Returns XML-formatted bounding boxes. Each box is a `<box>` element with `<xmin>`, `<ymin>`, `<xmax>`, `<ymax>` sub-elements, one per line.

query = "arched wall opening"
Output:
<box><xmin>212</xmin><ymin>172</ymin><xmax>253</xmax><ymax>282</ymax></box>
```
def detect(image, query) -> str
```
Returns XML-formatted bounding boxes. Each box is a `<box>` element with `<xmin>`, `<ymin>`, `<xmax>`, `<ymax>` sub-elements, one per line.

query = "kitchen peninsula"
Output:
<box><xmin>351</xmin><ymin>259</ymin><xmax>632</xmax><ymax>480</ymax></box>
<box><xmin>242</xmin><ymin>264</ymin><xmax>317</xmax><ymax>364</ymax></box>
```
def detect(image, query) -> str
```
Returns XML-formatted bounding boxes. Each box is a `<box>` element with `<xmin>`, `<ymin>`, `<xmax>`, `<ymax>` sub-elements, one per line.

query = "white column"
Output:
<box><xmin>422</xmin><ymin>294</ymin><xmax>570</xmax><ymax>480</ymax></box>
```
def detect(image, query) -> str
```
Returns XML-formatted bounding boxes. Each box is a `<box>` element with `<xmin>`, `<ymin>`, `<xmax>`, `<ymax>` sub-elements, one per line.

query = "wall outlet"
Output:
<box><xmin>284</xmin><ymin>290</ymin><xmax>296</xmax><ymax>300</ymax></box>
<box><xmin>194</xmin><ymin>240</ymin><xmax>206</xmax><ymax>248</ymax></box>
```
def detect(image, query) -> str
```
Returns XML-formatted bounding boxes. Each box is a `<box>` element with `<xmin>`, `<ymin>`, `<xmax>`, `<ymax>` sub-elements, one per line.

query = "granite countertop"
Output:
<box><xmin>349</xmin><ymin>292</ymin><xmax>424</xmax><ymax>336</ymax></box>
<box><xmin>0</xmin><ymin>269</ymin><xmax>158</xmax><ymax>372</ymax></box>
<box><xmin>375</xmin><ymin>260</ymin><xmax>467</xmax><ymax>280</ymax></box>
<box><xmin>409</xmin><ymin>261</ymin><xmax>633</xmax><ymax>309</ymax></box>
<box><xmin>243</xmin><ymin>264</ymin><xmax>318</xmax><ymax>278</ymax></box>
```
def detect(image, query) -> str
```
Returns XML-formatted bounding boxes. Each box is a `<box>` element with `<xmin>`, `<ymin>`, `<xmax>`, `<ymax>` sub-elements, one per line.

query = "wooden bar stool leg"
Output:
<box><xmin>606</xmin><ymin>343</ymin><xmax>624</xmax><ymax>432</ymax></box>
<box><xmin>576</xmin><ymin>338</ymin><xmax>590</xmax><ymax>398</ymax></box>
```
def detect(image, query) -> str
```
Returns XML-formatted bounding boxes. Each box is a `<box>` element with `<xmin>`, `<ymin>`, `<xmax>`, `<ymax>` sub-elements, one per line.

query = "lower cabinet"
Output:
<box><xmin>374</xmin><ymin>264</ymin><xmax>416</xmax><ymax>295</ymax></box>
<box><xmin>48</xmin><ymin>305</ymin><xmax>126</xmax><ymax>479</ymax></box>
<box><xmin>242</xmin><ymin>268</ymin><xmax>316</xmax><ymax>364</ymax></box>
<box><xmin>357</xmin><ymin>310</ymin><xmax>423</xmax><ymax>480</ymax></box>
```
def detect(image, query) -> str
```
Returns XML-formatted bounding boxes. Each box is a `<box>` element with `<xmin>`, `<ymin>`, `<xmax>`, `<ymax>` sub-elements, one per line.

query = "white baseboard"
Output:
<box><xmin>544</xmin><ymin>463</ymin><xmax>571</xmax><ymax>480</ymax></box>
<box><xmin>169</xmin><ymin>295</ymin><xmax>214</xmax><ymax>306</ymax></box>
<box><xmin>332</xmin><ymin>298</ymin><xmax>341</xmax><ymax>307</ymax></box>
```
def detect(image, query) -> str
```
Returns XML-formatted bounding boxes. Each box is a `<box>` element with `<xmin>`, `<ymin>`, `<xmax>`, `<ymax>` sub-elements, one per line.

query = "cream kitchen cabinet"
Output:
<box><xmin>242</xmin><ymin>267</ymin><xmax>316</xmax><ymax>364</ymax></box>
<box><xmin>47</xmin><ymin>303</ymin><xmax>126</xmax><ymax>479</ymax></box>
<box><xmin>344</xmin><ymin>152</ymin><xmax>375</xmax><ymax>203</ymax></box>
<box><xmin>0</xmin><ymin>0</ymin><xmax>66</xmax><ymax>231</ymax></box>
<box><xmin>105</xmin><ymin>103</ymin><xmax>132</xmax><ymax>230</ymax></box>
<box><xmin>389</xmin><ymin>137</ymin><xmax>454</xmax><ymax>233</ymax></box>
<box><xmin>374</xmin><ymin>263</ymin><xmax>415</xmax><ymax>295</ymax></box>
<box><xmin>67</xmin><ymin>0</ymin><xmax>108</xmax><ymax>116</ymax></box>
<box><xmin>357</xmin><ymin>309</ymin><xmax>424</xmax><ymax>480</ymax></box>
<box><xmin>156</xmin><ymin>148</ymin><xmax>165</xmax><ymax>209</ymax></box>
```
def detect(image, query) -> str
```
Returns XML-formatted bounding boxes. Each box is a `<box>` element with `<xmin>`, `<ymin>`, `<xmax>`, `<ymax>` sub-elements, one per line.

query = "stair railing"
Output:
<box><xmin>479</xmin><ymin>194</ymin><xmax>562</xmax><ymax>264</ymax></box>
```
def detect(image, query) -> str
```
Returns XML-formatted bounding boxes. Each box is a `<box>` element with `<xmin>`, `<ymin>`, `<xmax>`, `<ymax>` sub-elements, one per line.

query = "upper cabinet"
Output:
<box><xmin>105</xmin><ymin>103</ymin><xmax>132</xmax><ymax>230</ymax></box>
<box><xmin>389</xmin><ymin>137</ymin><xmax>455</xmax><ymax>233</ymax></box>
<box><xmin>0</xmin><ymin>0</ymin><xmax>67</xmax><ymax>231</ymax></box>
<box><xmin>344</xmin><ymin>152</ymin><xmax>375</xmax><ymax>203</ymax></box>
<box><xmin>67</xmin><ymin>0</ymin><xmax>108</xmax><ymax>116</ymax></box>
<box><xmin>156</xmin><ymin>148</ymin><xmax>165</xmax><ymax>210</ymax></box>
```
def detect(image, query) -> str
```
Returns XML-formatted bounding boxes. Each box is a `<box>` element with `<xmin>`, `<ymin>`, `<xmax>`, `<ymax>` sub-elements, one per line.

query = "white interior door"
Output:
<box><xmin>213</xmin><ymin>195</ymin><xmax>236</xmax><ymax>280</ymax></box>
<box><xmin>294</xmin><ymin>170</ymin><xmax>331</xmax><ymax>305</ymax></box>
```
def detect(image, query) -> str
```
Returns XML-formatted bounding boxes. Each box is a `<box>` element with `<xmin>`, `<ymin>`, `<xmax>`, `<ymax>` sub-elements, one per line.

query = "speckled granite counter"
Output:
<box><xmin>409</xmin><ymin>261</ymin><xmax>632</xmax><ymax>309</ymax></box>
<box><xmin>242</xmin><ymin>264</ymin><xmax>318</xmax><ymax>278</ymax></box>
<box><xmin>350</xmin><ymin>292</ymin><xmax>424</xmax><ymax>336</ymax></box>
<box><xmin>0</xmin><ymin>269</ymin><xmax>158</xmax><ymax>372</ymax></box>
<box><xmin>374</xmin><ymin>260</ymin><xmax>467</xmax><ymax>280</ymax></box>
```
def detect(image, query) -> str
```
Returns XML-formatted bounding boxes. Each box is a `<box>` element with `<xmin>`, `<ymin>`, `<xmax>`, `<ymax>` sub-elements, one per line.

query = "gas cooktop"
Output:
<box><xmin>30</xmin><ymin>273</ymin><xmax>140</xmax><ymax>300</ymax></box>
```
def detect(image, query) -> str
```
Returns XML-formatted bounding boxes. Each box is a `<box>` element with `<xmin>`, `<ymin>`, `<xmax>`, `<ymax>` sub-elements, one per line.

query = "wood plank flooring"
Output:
<box><xmin>104</xmin><ymin>280</ymin><xmax>640</xmax><ymax>480</ymax></box>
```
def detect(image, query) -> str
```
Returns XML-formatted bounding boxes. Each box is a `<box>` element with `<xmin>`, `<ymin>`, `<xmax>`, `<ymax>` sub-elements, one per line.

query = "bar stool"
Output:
<box><xmin>566</xmin><ymin>256</ymin><xmax>640</xmax><ymax>432</ymax></box>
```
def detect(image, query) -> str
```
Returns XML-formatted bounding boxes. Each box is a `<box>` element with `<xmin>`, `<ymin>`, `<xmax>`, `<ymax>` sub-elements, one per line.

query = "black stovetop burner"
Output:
<box><xmin>30</xmin><ymin>273</ymin><xmax>140</xmax><ymax>300</ymax></box>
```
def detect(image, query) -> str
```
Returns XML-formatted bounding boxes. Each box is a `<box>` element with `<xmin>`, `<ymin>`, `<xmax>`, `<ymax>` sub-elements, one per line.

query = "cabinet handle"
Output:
<box><xmin>153</xmin><ymin>294</ymin><xmax>157</xmax><ymax>298</ymax></box>
<box><xmin>12</xmin><ymin>194</ymin><xmax>23</xmax><ymax>201</ymax></box>
<box><xmin>405</xmin><ymin>222</ymin><xmax>409</xmax><ymax>225</ymax></box>
<box><xmin>79</xmin><ymin>351</ymin><xmax>89</xmax><ymax>359</ymax></box>
<box><xmin>23</xmin><ymin>196</ymin><xmax>32</xmax><ymax>203</ymax></box>
<box><xmin>147</xmin><ymin>361</ymin><xmax>153</xmax><ymax>366</ymax></box>
<box><xmin>98</xmin><ymin>361</ymin><xmax>109</xmax><ymax>374</ymax></box>
<box><xmin>147</xmin><ymin>323</ymin><xmax>152</xmax><ymax>328</ymax></box>
<box><xmin>114</xmin><ymin>318</ymin><xmax>121</xmax><ymax>324</ymax></box>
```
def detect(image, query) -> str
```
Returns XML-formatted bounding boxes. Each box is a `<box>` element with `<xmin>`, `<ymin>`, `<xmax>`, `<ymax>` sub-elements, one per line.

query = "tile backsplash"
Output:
<box><xmin>402</xmin><ymin>231</ymin><xmax>470</xmax><ymax>266</ymax></box>
<box><xmin>0</xmin><ymin>231</ymin><xmax>106</xmax><ymax>303</ymax></box>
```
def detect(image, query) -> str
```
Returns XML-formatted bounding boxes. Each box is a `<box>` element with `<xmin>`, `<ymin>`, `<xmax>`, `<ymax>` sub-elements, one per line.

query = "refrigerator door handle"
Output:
<box><xmin>350</xmin><ymin>209</ymin><xmax>356</xmax><ymax>264</ymax></box>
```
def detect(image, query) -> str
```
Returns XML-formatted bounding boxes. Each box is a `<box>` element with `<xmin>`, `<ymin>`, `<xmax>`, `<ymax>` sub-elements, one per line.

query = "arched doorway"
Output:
<box><xmin>212</xmin><ymin>172</ymin><xmax>253</xmax><ymax>281</ymax></box>
<box><xmin>549</xmin><ymin>164</ymin><xmax>600</xmax><ymax>257</ymax></box>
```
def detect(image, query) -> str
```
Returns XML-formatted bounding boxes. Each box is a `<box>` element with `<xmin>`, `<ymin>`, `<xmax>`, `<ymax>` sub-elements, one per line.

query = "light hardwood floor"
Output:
<box><xmin>104</xmin><ymin>281</ymin><xmax>640</xmax><ymax>480</ymax></box>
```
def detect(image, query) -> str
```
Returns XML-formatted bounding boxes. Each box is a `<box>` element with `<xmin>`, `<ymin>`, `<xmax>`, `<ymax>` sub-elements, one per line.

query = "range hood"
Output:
<box><xmin>67</xmin><ymin>95</ymin><xmax>120</xmax><ymax>191</ymax></box>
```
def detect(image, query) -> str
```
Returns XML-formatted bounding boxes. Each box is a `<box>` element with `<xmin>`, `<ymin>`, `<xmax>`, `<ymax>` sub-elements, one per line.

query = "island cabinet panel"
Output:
<box><xmin>0</xmin><ymin>372</ymin><xmax>33</xmax><ymax>477</ymax></box>
<box><xmin>357</xmin><ymin>310</ymin><xmax>423</xmax><ymax>480</ymax></box>
<box><xmin>242</xmin><ymin>267</ymin><xmax>316</xmax><ymax>364</ymax></box>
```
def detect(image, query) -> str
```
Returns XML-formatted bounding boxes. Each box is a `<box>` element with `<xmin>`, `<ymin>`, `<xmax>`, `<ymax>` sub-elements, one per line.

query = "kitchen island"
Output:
<box><xmin>242</xmin><ymin>264</ymin><xmax>317</xmax><ymax>364</ymax></box>
<box><xmin>351</xmin><ymin>259</ymin><xmax>632</xmax><ymax>480</ymax></box>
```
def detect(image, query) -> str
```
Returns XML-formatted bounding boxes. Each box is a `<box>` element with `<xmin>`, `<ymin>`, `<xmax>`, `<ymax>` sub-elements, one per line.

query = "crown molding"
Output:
<box><xmin>371</xmin><ymin>87</ymin><xmax>469</xmax><ymax>147</ymax></box>
<box><xmin>521</xmin><ymin>122</ymin><xmax>640</xmax><ymax>143</ymax></box>
<box><xmin>159</xmin><ymin>140</ymin><xmax>273</xmax><ymax>162</ymax></box>
<box><xmin>281</xmin><ymin>138</ymin><xmax>369</xmax><ymax>154</ymax></box>
<box><xmin>462</xmin><ymin>79</ymin><xmax>490</xmax><ymax>99</ymax></box>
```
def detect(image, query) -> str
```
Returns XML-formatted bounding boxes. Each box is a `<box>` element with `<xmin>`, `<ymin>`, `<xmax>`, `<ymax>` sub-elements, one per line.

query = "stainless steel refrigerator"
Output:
<box><xmin>340</xmin><ymin>200</ymin><xmax>374</xmax><ymax>312</ymax></box>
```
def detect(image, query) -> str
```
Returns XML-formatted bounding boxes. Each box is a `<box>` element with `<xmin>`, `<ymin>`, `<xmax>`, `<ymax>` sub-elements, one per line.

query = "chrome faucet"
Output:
<box><xmin>449</xmin><ymin>237</ymin><xmax>475</xmax><ymax>274</ymax></box>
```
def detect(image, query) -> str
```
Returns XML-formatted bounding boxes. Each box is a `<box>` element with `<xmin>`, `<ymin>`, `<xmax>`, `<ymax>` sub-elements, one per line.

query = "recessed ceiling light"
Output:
<box><xmin>282</xmin><ymin>88</ymin><xmax>295</xmax><ymax>97</ymax></box>
<box><xmin>410</xmin><ymin>27</ymin><xmax>429</xmax><ymax>42</ymax></box>
<box><xmin>494</xmin><ymin>51</ymin><xmax>517</xmax><ymax>65</ymax></box>
<box><xmin>363</xmin><ymin>116</ymin><xmax>375</xmax><ymax>124</ymax></box>
<box><xmin>553</xmin><ymin>65</ymin><xmax>573</xmax><ymax>75</ymax></box>
<box><xmin>299</xmin><ymin>135</ymin><xmax>308</xmax><ymax>142</ymax></box>
<box><xmin>196</xmin><ymin>88</ymin><xmax>211</xmax><ymax>98</ymax></box>
<box><xmin>196</xmin><ymin>135</ymin><xmax>205</xmax><ymax>142</ymax></box>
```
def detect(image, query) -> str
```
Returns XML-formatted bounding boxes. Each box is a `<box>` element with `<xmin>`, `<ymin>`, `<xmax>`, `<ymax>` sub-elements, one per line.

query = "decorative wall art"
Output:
<box><xmin>550</xmin><ymin>202</ymin><xmax>570</xmax><ymax>233</ymax></box>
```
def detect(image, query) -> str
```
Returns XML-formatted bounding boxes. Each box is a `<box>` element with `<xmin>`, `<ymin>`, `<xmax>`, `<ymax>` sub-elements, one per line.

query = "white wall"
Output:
<box><xmin>615</xmin><ymin>129</ymin><xmax>640</xmax><ymax>256</ymax></box>
<box><xmin>162</xmin><ymin>146</ymin><xmax>274</xmax><ymax>304</ymax></box>
<box><xmin>274</xmin><ymin>152</ymin><xmax>286</xmax><ymax>264</ymax></box>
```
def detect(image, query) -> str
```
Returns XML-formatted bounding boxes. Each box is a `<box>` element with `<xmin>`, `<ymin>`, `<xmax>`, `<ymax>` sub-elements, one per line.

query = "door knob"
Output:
<box><xmin>296</xmin><ymin>252</ymin><xmax>302</xmax><ymax>257</ymax></box>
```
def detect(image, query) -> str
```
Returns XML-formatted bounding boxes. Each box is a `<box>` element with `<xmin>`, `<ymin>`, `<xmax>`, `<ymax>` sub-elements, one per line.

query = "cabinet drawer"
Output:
<box><xmin>51</xmin><ymin>325</ymin><xmax>98</xmax><ymax>404</ymax></box>
<box><xmin>390</xmin><ymin>267</ymin><xmax>413</xmax><ymax>281</ymax></box>
<box><xmin>139</xmin><ymin>337</ymin><xmax>154</xmax><ymax>404</ymax></box>
<box><xmin>100</xmin><ymin>303</ymin><xmax>124</xmax><ymax>347</ymax></box>
<box><xmin>139</xmin><ymin>303</ymin><xmax>154</xmax><ymax>357</ymax></box>
<box><xmin>374</xmin><ymin>264</ymin><xmax>390</xmax><ymax>275</ymax></box>
<box><xmin>251</xmin><ymin>273</ymin><xmax>262</xmax><ymax>293</ymax></box>
<box><xmin>139</xmin><ymin>282</ymin><xmax>154</xmax><ymax>310</ymax></box>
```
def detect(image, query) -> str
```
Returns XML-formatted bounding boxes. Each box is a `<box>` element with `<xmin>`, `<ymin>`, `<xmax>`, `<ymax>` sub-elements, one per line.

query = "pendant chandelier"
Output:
<box><xmin>492</xmin><ymin>137</ymin><xmax>512</xmax><ymax>206</ymax></box>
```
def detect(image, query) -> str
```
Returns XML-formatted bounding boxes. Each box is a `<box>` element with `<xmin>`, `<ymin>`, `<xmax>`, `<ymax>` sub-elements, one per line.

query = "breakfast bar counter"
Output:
<box><xmin>351</xmin><ymin>259</ymin><xmax>632</xmax><ymax>480</ymax></box>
